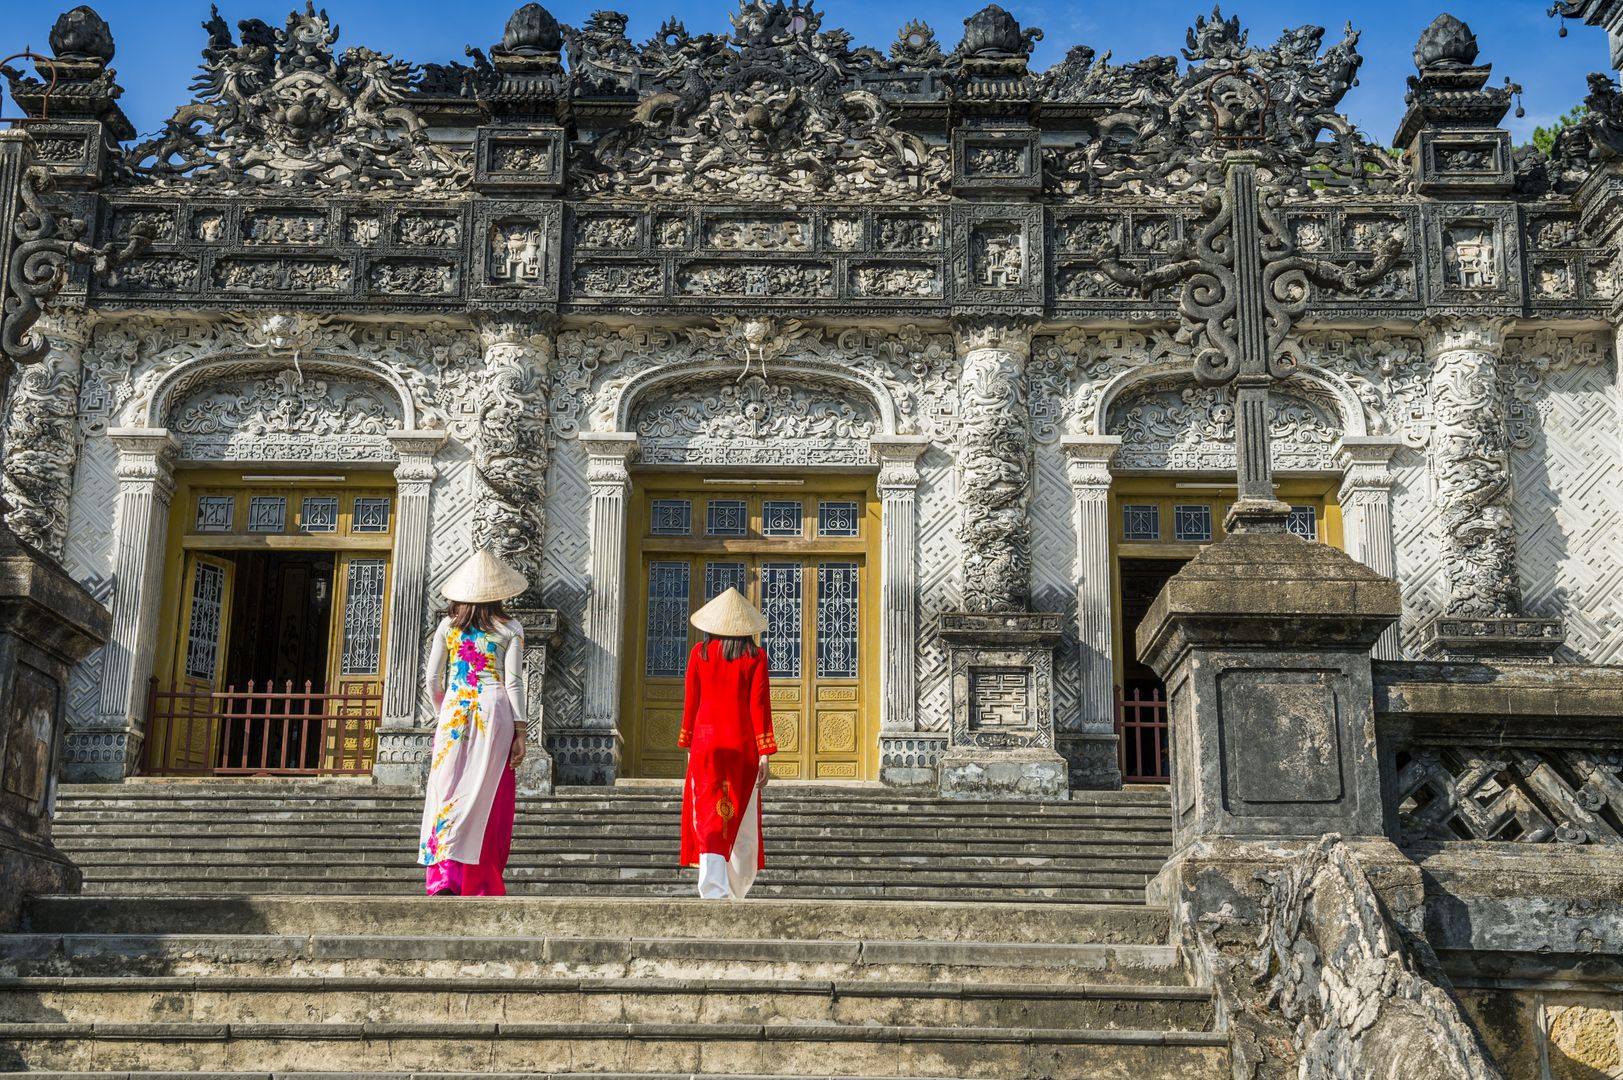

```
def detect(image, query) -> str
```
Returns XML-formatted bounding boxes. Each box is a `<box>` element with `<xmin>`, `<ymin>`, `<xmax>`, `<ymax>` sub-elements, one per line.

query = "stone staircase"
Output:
<box><xmin>0</xmin><ymin>781</ymin><xmax>1231</xmax><ymax>1077</ymax></box>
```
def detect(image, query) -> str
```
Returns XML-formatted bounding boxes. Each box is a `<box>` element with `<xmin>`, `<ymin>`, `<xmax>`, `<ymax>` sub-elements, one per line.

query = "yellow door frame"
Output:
<box><xmin>1107</xmin><ymin>475</ymin><xmax>1346</xmax><ymax>692</ymax></box>
<box><xmin>149</xmin><ymin>469</ymin><xmax>398</xmax><ymax>774</ymax></box>
<box><xmin>619</xmin><ymin>473</ymin><xmax>882</xmax><ymax>781</ymax></box>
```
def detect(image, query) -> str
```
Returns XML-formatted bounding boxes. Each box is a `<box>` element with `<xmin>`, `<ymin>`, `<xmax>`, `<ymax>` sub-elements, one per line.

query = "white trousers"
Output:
<box><xmin>696</xmin><ymin>788</ymin><xmax>761</xmax><ymax>900</ymax></box>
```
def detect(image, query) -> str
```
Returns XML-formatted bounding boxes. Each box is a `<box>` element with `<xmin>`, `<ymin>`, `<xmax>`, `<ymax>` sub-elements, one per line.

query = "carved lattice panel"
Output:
<box><xmin>1031</xmin><ymin>442</ymin><xmax>1083</xmax><ymax>731</ymax></box>
<box><xmin>418</xmin><ymin>446</ymin><xmax>478</xmax><ymax>720</ymax></box>
<box><xmin>1393</xmin><ymin>745</ymin><xmax>1623</xmax><ymax>846</ymax></box>
<box><xmin>542</xmin><ymin>438</ymin><xmax>591</xmax><ymax>729</ymax></box>
<box><xmin>914</xmin><ymin>448</ymin><xmax>960</xmax><ymax>731</ymax></box>
<box><xmin>1389</xmin><ymin>448</ymin><xmax>1445</xmax><ymax>658</ymax></box>
<box><xmin>62</xmin><ymin>436</ymin><xmax>121</xmax><ymax>731</ymax></box>
<box><xmin>1509</xmin><ymin>355</ymin><xmax>1623</xmax><ymax>665</ymax></box>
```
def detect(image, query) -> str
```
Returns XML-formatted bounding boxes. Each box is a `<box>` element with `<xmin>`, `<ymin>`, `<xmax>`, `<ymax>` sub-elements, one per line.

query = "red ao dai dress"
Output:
<box><xmin>417</xmin><ymin>616</ymin><xmax>525</xmax><ymax>896</ymax></box>
<box><xmin>678</xmin><ymin>639</ymin><xmax>777</xmax><ymax>899</ymax></box>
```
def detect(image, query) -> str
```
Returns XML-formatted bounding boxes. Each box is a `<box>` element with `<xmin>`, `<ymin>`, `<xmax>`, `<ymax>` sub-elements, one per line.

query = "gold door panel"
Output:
<box><xmin>622</xmin><ymin>482</ymin><xmax>879</xmax><ymax>781</ymax></box>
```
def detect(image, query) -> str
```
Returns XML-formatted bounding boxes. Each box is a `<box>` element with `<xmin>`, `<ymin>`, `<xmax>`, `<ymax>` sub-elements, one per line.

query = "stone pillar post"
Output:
<box><xmin>371</xmin><ymin>430</ymin><xmax>448</xmax><ymax>786</ymax></box>
<box><xmin>573</xmin><ymin>431</ymin><xmax>637</xmax><ymax>784</ymax></box>
<box><xmin>1419</xmin><ymin>319</ymin><xmax>1563</xmax><ymax>660</ymax></box>
<box><xmin>1335</xmin><ymin>435</ymin><xmax>1404</xmax><ymax>660</ymax></box>
<box><xmin>1061</xmin><ymin>434</ymin><xmax>1122</xmax><ymax>788</ymax></box>
<box><xmin>471</xmin><ymin>317</ymin><xmax>557</xmax><ymax>792</ymax></box>
<box><xmin>871</xmin><ymin>435</ymin><xmax>931</xmax><ymax>787</ymax></box>
<box><xmin>2</xmin><ymin>312</ymin><xmax>94</xmax><ymax>559</ymax></box>
<box><xmin>938</xmin><ymin>320</ymin><xmax>1067</xmax><ymax>800</ymax></box>
<box><xmin>75</xmin><ymin>429</ymin><xmax>177</xmax><ymax>781</ymax></box>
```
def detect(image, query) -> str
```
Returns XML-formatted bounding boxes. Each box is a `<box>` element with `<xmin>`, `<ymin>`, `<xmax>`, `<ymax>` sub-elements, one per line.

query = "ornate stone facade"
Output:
<box><xmin>0</xmin><ymin>1</ymin><xmax>1618</xmax><ymax>786</ymax></box>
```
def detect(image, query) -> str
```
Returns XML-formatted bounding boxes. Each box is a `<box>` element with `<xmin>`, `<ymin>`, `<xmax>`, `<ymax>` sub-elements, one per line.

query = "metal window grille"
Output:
<box><xmin>1122</xmin><ymin>504</ymin><xmax>1160</xmax><ymax>542</ymax></box>
<box><xmin>761</xmin><ymin>562</ymin><xmax>803</xmax><ymax>679</ymax></box>
<box><xmin>352</xmin><ymin>497</ymin><xmax>391</xmax><ymax>533</ymax></box>
<box><xmin>247</xmin><ymin>496</ymin><xmax>286</xmax><ymax>533</ymax></box>
<box><xmin>816</xmin><ymin>562</ymin><xmax>859</xmax><ymax>679</ymax></box>
<box><xmin>650</xmin><ymin>499</ymin><xmax>692</xmax><ymax>536</ymax></box>
<box><xmin>195</xmin><ymin>495</ymin><xmax>234</xmax><ymax>533</ymax></box>
<box><xmin>706</xmin><ymin>499</ymin><xmax>747</xmax><ymax>536</ymax></box>
<box><xmin>1287</xmin><ymin>505</ymin><xmax>1318</xmax><ymax>541</ymax></box>
<box><xmin>184</xmin><ymin>560</ymin><xmax>226</xmax><ymax>681</ymax></box>
<box><xmin>340</xmin><ymin>559</ymin><xmax>387</xmax><ymax>675</ymax></box>
<box><xmin>817</xmin><ymin>500</ymin><xmax>859</xmax><ymax>537</ymax></box>
<box><xmin>644</xmin><ymin>561</ymin><xmax>691</xmax><ymax>678</ymax></box>
<box><xmin>704</xmin><ymin>561</ymin><xmax>748</xmax><ymax>601</ymax></box>
<box><xmin>762</xmin><ymin>500</ymin><xmax>804</xmax><ymax>537</ymax></box>
<box><xmin>1173</xmin><ymin>504</ymin><xmax>1213</xmax><ymax>543</ymax></box>
<box><xmin>300</xmin><ymin>496</ymin><xmax>339</xmax><ymax>533</ymax></box>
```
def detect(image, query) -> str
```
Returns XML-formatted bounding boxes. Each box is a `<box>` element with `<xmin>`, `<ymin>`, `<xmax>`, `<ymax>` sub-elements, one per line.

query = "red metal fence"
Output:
<box><xmin>144</xmin><ymin>678</ymin><xmax>381</xmax><ymax>776</ymax></box>
<box><xmin>1116</xmin><ymin>684</ymin><xmax>1171</xmax><ymax>783</ymax></box>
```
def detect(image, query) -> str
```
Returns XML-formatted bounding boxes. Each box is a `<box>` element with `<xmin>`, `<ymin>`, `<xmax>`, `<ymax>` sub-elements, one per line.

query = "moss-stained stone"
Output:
<box><xmin>1547</xmin><ymin>1001</ymin><xmax>1623</xmax><ymax>1079</ymax></box>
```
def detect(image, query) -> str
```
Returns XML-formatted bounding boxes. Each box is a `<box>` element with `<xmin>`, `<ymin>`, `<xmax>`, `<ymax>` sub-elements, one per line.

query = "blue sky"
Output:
<box><xmin>1</xmin><ymin>1</ymin><xmax>1603</xmax><ymax>147</ymax></box>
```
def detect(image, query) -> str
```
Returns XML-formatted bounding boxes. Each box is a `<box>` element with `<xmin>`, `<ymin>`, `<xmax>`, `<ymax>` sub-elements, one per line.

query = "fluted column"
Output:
<box><xmin>1419</xmin><ymin>318</ymin><xmax>1562</xmax><ymax>659</ymax></box>
<box><xmin>78</xmin><ymin>429</ymin><xmax>177</xmax><ymax>780</ymax></box>
<box><xmin>871</xmin><ymin>436</ymin><xmax>928</xmax><ymax>731</ymax></box>
<box><xmin>1335</xmin><ymin>435</ymin><xmax>1403</xmax><ymax>660</ymax></box>
<box><xmin>1061</xmin><ymin>434</ymin><xmax>1122</xmax><ymax>789</ymax></box>
<box><xmin>2</xmin><ymin>311</ymin><xmax>94</xmax><ymax>559</ymax></box>
<box><xmin>371</xmin><ymin>430</ymin><xmax>448</xmax><ymax>784</ymax></box>
<box><xmin>579</xmin><ymin>432</ymin><xmax>637</xmax><ymax>780</ymax></box>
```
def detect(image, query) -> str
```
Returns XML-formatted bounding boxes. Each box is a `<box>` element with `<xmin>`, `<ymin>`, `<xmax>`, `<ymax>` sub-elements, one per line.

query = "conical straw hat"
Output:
<box><xmin>441</xmin><ymin>549</ymin><xmax>528</xmax><ymax>604</ymax></box>
<box><xmin>691</xmin><ymin>587</ymin><xmax>767</xmax><ymax>637</ymax></box>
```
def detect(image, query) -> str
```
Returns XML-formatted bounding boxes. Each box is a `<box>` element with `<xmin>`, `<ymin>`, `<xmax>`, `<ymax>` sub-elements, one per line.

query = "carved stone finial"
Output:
<box><xmin>956</xmin><ymin>4</ymin><xmax>1041</xmax><ymax>59</ymax></box>
<box><xmin>498</xmin><ymin>2</ymin><xmax>562</xmax><ymax>56</ymax></box>
<box><xmin>49</xmin><ymin>5</ymin><xmax>115</xmax><ymax>64</ymax></box>
<box><xmin>1413</xmin><ymin>13</ymin><xmax>1478</xmax><ymax>71</ymax></box>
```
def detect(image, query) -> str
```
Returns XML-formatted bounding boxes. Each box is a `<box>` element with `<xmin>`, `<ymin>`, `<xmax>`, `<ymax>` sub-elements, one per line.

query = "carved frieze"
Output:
<box><xmin>633</xmin><ymin>373</ymin><xmax>879</xmax><ymax>466</ymax></box>
<box><xmin>169</xmin><ymin>367</ymin><xmax>400</xmax><ymax>462</ymax></box>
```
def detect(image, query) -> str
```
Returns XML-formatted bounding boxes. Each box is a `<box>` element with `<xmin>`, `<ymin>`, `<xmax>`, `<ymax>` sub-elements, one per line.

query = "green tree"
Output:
<box><xmin>1532</xmin><ymin>105</ymin><xmax>1588</xmax><ymax>154</ymax></box>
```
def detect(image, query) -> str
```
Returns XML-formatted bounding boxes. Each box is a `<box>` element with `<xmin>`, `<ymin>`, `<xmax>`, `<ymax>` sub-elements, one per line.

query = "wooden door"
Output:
<box><xmin>166</xmin><ymin>553</ymin><xmax>236</xmax><ymax>771</ymax></box>
<box><xmin>323</xmin><ymin>551</ymin><xmax>391</xmax><ymax>772</ymax></box>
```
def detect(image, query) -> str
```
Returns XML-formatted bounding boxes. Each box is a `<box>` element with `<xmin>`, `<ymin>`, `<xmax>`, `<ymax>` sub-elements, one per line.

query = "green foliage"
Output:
<box><xmin>1532</xmin><ymin>105</ymin><xmax>1588</xmax><ymax>155</ymax></box>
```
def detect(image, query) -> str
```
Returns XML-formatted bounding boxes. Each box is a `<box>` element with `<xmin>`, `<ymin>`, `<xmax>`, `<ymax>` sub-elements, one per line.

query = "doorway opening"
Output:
<box><xmin>146</xmin><ymin>476</ymin><xmax>394</xmax><ymax>776</ymax></box>
<box><xmin>1117</xmin><ymin>557</ymin><xmax>1184</xmax><ymax>784</ymax></box>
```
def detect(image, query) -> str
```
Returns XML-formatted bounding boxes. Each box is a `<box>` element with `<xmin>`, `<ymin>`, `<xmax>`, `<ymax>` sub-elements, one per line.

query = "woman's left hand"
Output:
<box><xmin>756</xmin><ymin>755</ymin><xmax>771</xmax><ymax>791</ymax></box>
<box><xmin>510</xmin><ymin>736</ymin><xmax>527</xmax><ymax>769</ymax></box>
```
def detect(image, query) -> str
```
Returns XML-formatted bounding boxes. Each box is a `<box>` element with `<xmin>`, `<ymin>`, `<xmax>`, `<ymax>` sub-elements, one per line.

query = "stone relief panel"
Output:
<box><xmin>418</xmin><ymin>443</ymin><xmax>479</xmax><ymax>721</ymax></box>
<box><xmin>632</xmin><ymin>374</ymin><xmax>879</xmax><ymax>467</ymax></box>
<box><xmin>1104</xmin><ymin>378</ymin><xmax>1343</xmax><ymax>473</ymax></box>
<box><xmin>61</xmin><ymin>437</ymin><xmax>120</xmax><ymax>739</ymax></box>
<box><xmin>551</xmin><ymin>321</ymin><xmax>957</xmax><ymax>443</ymax></box>
<box><xmin>167</xmin><ymin>368</ymin><xmax>402</xmax><ymax>462</ymax></box>
<box><xmin>1504</xmin><ymin>334</ymin><xmax>1623</xmax><ymax>665</ymax></box>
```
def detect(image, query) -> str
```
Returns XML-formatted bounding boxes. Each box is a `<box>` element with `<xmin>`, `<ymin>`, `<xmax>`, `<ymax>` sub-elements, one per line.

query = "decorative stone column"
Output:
<box><xmin>570</xmin><ymin>431</ymin><xmax>637</xmax><ymax>785</ymax></box>
<box><xmin>471</xmin><ymin>317</ymin><xmax>557</xmax><ymax>793</ymax></box>
<box><xmin>871</xmin><ymin>435</ymin><xmax>933</xmax><ymax>787</ymax></box>
<box><xmin>75</xmin><ymin>429</ymin><xmax>177</xmax><ymax>781</ymax></box>
<box><xmin>1060</xmin><ymin>434</ymin><xmax>1123</xmax><ymax>789</ymax></box>
<box><xmin>1335</xmin><ymin>435</ymin><xmax>1404</xmax><ymax>661</ymax></box>
<box><xmin>372</xmin><ymin>430</ymin><xmax>448</xmax><ymax>786</ymax></box>
<box><xmin>1419</xmin><ymin>319</ymin><xmax>1563</xmax><ymax>661</ymax></box>
<box><xmin>938</xmin><ymin>319</ymin><xmax>1067</xmax><ymax>800</ymax></box>
<box><xmin>2</xmin><ymin>311</ymin><xmax>94</xmax><ymax>559</ymax></box>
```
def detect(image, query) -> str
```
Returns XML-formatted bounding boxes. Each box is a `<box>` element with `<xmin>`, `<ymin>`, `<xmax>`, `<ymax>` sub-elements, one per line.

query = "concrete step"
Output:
<box><xmin>0</xmin><ymin>974</ymin><xmax>1216</xmax><ymax>1030</ymax></box>
<box><xmin>0</xmin><ymin>1019</ymin><xmax>1229</xmax><ymax>1076</ymax></box>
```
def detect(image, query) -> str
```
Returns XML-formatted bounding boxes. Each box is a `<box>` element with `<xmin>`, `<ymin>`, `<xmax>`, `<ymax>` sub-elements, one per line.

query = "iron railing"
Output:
<box><xmin>1116</xmin><ymin>684</ymin><xmax>1171</xmax><ymax>783</ymax></box>
<box><xmin>143</xmin><ymin>678</ymin><xmax>380</xmax><ymax>776</ymax></box>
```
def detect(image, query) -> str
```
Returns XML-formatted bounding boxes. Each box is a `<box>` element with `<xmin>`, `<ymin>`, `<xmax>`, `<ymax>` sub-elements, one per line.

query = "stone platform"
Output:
<box><xmin>0</xmin><ymin>781</ymin><xmax>1232</xmax><ymax>1077</ymax></box>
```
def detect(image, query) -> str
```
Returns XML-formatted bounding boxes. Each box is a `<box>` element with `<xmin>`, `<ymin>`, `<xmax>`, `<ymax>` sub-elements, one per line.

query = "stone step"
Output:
<box><xmin>53</xmin><ymin>833</ymin><xmax>1174</xmax><ymax>856</ymax></box>
<box><xmin>68</xmin><ymin>849</ymin><xmax>1169</xmax><ymax>874</ymax></box>
<box><xmin>0</xmin><ymin>1019</ymin><xmax>1229</xmax><ymax>1076</ymax></box>
<box><xmin>0</xmin><ymin>932</ymin><xmax>1186</xmax><ymax>986</ymax></box>
<box><xmin>71</xmin><ymin>884</ymin><xmax>1152</xmax><ymax>903</ymax></box>
<box><xmin>24</xmin><ymin>896</ymin><xmax>1169</xmax><ymax>943</ymax></box>
<box><xmin>0</xmin><ymin>974</ymin><xmax>1216</xmax><ymax>1031</ymax></box>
